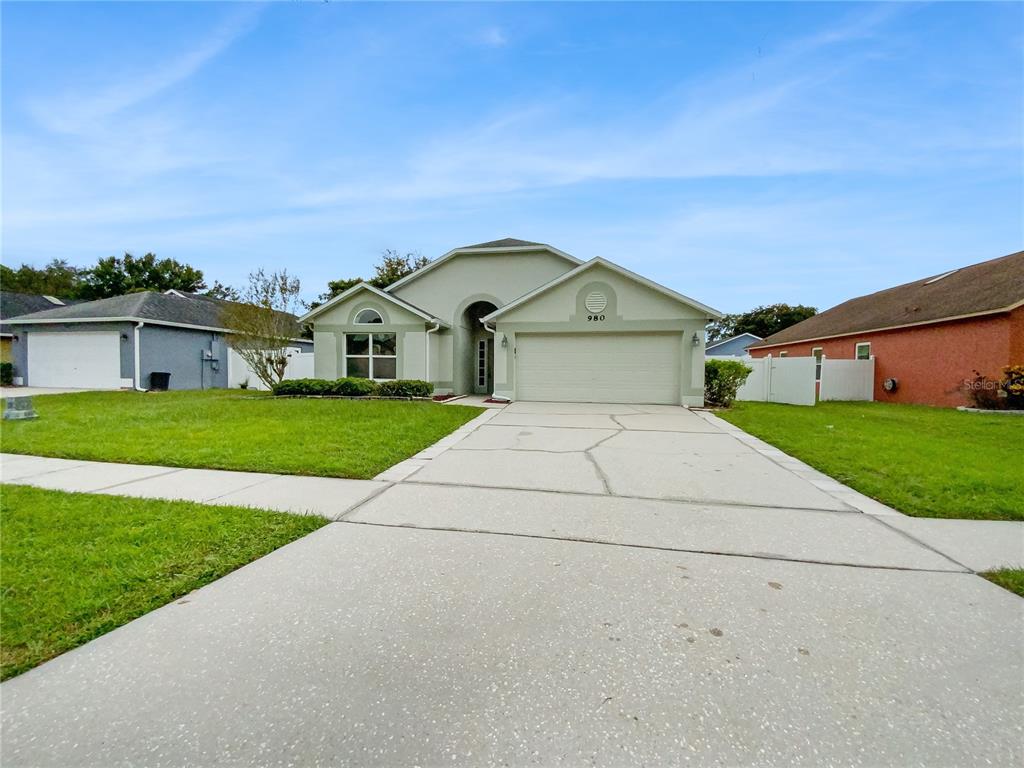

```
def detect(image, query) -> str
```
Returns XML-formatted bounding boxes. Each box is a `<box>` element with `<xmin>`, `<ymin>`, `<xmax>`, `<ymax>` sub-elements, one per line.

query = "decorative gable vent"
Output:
<box><xmin>584</xmin><ymin>292</ymin><xmax>607</xmax><ymax>313</ymax></box>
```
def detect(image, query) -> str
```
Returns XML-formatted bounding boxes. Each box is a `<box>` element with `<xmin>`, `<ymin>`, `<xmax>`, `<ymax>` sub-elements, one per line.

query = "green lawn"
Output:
<box><xmin>717</xmin><ymin>401</ymin><xmax>1024</xmax><ymax>521</ymax></box>
<box><xmin>982</xmin><ymin>569</ymin><xmax>1024</xmax><ymax>598</ymax></box>
<box><xmin>1</xmin><ymin>390</ymin><xmax>480</xmax><ymax>479</ymax></box>
<box><xmin>0</xmin><ymin>485</ymin><xmax>326</xmax><ymax>680</ymax></box>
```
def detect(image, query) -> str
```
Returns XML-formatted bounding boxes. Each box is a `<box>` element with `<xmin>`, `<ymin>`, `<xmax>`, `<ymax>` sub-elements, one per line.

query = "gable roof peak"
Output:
<box><xmin>460</xmin><ymin>237</ymin><xmax>545</xmax><ymax>250</ymax></box>
<box><xmin>298</xmin><ymin>280</ymin><xmax>448</xmax><ymax>326</ymax></box>
<box><xmin>482</xmin><ymin>256</ymin><xmax>722</xmax><ymax>322</ymax></box>
<box><xmin>384</xmin><ymin>239</ymin><xmax>582</xmax><ymax>293</ymax></box>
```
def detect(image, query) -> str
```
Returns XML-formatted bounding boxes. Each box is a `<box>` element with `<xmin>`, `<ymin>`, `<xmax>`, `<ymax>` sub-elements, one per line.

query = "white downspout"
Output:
<box><xmin>425</xmin><ymin>321</ymin><xmax>440</xmax><ymax>383</ymax></box>
<box><xmin>133</xmin><ymin>321</ymin><xmax>147</xmax><ymax>391</ymax></box>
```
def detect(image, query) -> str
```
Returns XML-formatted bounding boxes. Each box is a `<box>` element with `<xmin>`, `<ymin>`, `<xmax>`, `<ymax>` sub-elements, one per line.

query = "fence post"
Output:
<box><xmin>818</xmin><ymin>352</ymin><xmax>825</xmax><ymax>402</ymax></box>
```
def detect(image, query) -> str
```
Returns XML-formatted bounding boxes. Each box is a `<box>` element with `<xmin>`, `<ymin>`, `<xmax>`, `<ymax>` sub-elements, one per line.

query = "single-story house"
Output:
<box><xmin>705</xmin><ymin>332</ymin><xmax>762</xmax><ymax>357</ymax></box>
<box><xmin>748</xmin><ymin>249</ymin><xmax>1024</xmax><ymax>407</ymax></box>
<box><xmin>1</xmin><ymin>292</ymin><xmax>82</xmax><ymax>363</ymax></box>
<box><xmin>6</xmin><ymin>290</ymin><xmax>311</xmax><ymax>390</ymax></box>
<box><xmin>301</xmin><ymin>238</ymin><xmax>721</xmax><ymax>406</ymax></box>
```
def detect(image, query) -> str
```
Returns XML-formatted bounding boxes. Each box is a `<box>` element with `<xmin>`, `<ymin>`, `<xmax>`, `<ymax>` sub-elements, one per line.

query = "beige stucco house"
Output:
<box><xmin>300</xmin><ymin>238</ymin><xmax>721</xmax><ymax>406</ymax></box>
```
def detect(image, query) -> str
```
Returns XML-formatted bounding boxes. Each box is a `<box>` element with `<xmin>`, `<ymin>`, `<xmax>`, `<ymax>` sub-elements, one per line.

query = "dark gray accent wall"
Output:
<box><xmin>138</xmin><ymin>325</ymin><xmax>228</xmax><ymax>390</ymax></box>
<box><xmin>9</xmin><ymin>322</ymin><xmax>135</xmax><ymax>384</ymax></box>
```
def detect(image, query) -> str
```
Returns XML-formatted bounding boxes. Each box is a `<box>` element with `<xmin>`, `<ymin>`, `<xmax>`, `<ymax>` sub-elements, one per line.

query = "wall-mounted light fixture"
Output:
<box><xmin>691</xmin><ymin>332</ymin><xmax>701</xmax><ymax>347</ymax></box>
<box><xmin>12</xmin><ymin>334</ymin><xmax>19</xmax><ymax>342</ymax></box>
<box><xmin>500</xmin><ymin>334</ymin><xmax>508</xmax><ymax>348</ymax></box>
<box><xmin>120</xmin><ymin>332</ymin><xmax>129</xmax><ymax>341</ymax></box>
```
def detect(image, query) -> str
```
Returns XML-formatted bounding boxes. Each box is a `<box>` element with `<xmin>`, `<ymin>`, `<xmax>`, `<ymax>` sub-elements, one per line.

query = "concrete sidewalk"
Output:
<box><xmin>0</xmin><ymin>453</ymin><xmax>388</xmax><ymax>520</ymax></box>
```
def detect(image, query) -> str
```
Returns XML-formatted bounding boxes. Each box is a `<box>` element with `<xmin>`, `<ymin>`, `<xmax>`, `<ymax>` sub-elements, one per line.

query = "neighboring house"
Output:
<box><xmin>705</xmin><ymin>332</ymin><xmax>762</xmax><ymax>357</ymax></box>
<box><xmin>1</xmin><ymin>292</ymin><xmax>81</xmax><ymax>363</ymax></box>
<box><xmin>301</xmin><ymin>238</ymin><xmax>721</xmax><ymax>405</ymax></box>
<box><xmin>6</xmin><ymin>290</ymin><xmax>311</xmax><ymax>390</ymax></box>
<box><xmin>748</xmin><ymin>250</ymin><xmax>1024</xmax><ymax>407</ymax></box>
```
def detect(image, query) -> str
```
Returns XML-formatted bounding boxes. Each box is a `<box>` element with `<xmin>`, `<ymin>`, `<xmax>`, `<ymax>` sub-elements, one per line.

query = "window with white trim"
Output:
<box><xmin>812</xmin><ymin>347</ymin><xmax>823</xmax><ymax>381</ymax></box>
<box><xmin>355</xmin><ymin>308</ymin><xmax>383</xmax><ymax>324</ymax></box>
<box><xmin>346</xmin><ymin>333</ymin><xmax>397</xmax><ymax>379</ymax></box>
<box><xmin>778</xmin><ymin>351</ymin><xmax>788</xmax><ymax>358</ymax></box>
<box><xmin>855</xmin><ymin>342</ymin><xmax>871</xmax><ymax>360</ymax></box>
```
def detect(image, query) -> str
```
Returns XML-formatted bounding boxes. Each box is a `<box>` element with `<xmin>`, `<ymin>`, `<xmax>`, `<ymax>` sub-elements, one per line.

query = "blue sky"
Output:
<box><xmin>2</xmin><ymin>1</ymin><xmax>1021</xmax><ymax>311</ymax></box>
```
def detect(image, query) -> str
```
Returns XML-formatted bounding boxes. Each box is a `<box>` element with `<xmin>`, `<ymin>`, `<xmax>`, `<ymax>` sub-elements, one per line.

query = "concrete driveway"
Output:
<box><xmin>2</xmin><ymin>401</ymin><xmax>1022</xmax><ymax>767</ymax></box>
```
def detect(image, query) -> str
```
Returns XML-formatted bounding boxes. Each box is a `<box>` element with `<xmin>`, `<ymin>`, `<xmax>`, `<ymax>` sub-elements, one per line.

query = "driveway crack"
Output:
<box><xmin>583</xmin><ymin>450</ymin><xmax>614</xmax><ymax>495</ymax></box>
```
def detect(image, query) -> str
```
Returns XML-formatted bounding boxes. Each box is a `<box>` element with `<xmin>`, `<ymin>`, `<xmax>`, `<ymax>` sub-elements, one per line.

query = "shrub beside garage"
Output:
<box><xmin>271</xmin><ymin>377</ymin><xmax>433</xmax><ymax>399</ymax></box>
<box><xmin>704</xmin><ymin>359</ymin><xmax>752</xmax><ymax>408</ymax></box>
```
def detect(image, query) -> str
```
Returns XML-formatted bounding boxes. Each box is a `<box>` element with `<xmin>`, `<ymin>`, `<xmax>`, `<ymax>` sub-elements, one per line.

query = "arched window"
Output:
<box><xmin>355</xmin><ymin>308</ymin><xmax>383</xmax><ymax>324</ymax></box>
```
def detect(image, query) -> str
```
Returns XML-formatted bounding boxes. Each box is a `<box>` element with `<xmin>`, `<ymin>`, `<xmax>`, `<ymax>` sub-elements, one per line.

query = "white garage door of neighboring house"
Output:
<box><xmin>516</xmin><ymin>332</ymin><xmax>682</xmax><ymax>404</ymax></box>
<box><xmin>28</xmin><ymin>332</ymin><xmax>122</xmax><ymax>389</ymax></box>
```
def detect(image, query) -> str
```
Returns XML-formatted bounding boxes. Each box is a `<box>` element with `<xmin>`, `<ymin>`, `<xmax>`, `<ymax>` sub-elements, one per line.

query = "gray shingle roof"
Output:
<box><xmin>460</xmin><ymin>237</ymin><xmax>545</xmax><ymax>250</ymax></box>
<box><xmin>751</xmin><ymin>250</ymin><xmax>1024</xmax><ymax>348</ymax></box>
<box><xmin>4</xmin><ymin>290</ymin><xmax>302</xmax><ymax>334</ymax></box>
<box><xmin>1</xmin><ymin>291</ymin><xmax>86</xmax><ymax>336</ymax></box>
<box><xmin>1</xmin><ymin>291</ymin><xmax>81</xmax><ymax>320</ymax></box>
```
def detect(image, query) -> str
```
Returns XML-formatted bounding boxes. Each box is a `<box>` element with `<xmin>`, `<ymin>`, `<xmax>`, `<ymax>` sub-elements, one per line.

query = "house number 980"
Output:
<box><xmin>587</xmin><ymin>314</ymin><xmax>606</xmax><ymax>322</ymax></box>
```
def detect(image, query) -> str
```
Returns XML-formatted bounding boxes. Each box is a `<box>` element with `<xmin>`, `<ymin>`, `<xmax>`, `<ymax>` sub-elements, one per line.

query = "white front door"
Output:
<box><xmin>515</xmin><ymin>332</ymin><xmax>682</xmax><ymax>404</ymax></box>
<box><xmin>27</xmin><ymin>331</ymin><xmax>123</xmax><ymax>389</ymax></box>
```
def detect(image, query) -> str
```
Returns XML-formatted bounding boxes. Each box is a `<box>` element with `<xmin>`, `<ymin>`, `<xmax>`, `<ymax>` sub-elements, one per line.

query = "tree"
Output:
<box><xmin>369</xmin><ymin>249</ymin><xmax>430</xmax><ymax>288</ymax></box>
<box><xmin>78</xmin><ymin>252</ymin><xmax>206</xmax><ymax>299</ymax></box>
<box><xmin>706</xmin><ymin>303</ymin><xmax>817</xmax><ymax>342</ymax></box>
<box><xmin>706</xmin><ymin>313</ymin><xmax>740</xmax><ymax>344</ymax></box>
<box><xmin>221</xmin><ymin>269</ymin><xmax>304</xmax><ymax>389</ymax></box>
<box><xmin>314</xmin><ymin>249</ymin><xmax>429</xmax><ymax>306</ymax></box>
<box><xmin>0</xmin><ymin>259</ymin><xmax>83</xmax><ymax>297</ymax></box>
<box><xmin>204</xmin><ymin>281</ymin><xmax>240</xmax><ymax>301</ymax></box>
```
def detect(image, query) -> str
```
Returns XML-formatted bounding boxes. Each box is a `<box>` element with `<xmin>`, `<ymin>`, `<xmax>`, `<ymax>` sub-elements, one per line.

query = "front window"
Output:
<box><xmin>346</xmin><ymin>332</ymin><xmax>397</xmax><ymax>379</ymax></box>
<box><xmin>812</xmin><ymin>347</ymin><xmax>823</xmax><ymax>381</ymax></box>
<box><xmin>855</xmin><ymin>342</ymin><xmax>871</xmax><ymax>360</ymax></box>
<box><xmin>778</xmin><ymin>351</ymin><xmax>788</xmax><ymax>358</ymax></box>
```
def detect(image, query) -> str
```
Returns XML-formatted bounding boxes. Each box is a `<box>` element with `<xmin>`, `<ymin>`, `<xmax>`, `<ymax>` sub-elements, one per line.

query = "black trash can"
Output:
<box><xmin>149</xmin><ymin>371</ymin><xmax>171</xmax><ymax>391</ymax></box>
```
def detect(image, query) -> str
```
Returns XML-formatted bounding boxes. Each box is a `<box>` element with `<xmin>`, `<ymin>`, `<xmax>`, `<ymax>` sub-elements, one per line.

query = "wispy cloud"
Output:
<box><xmin>473</xmin><ymin>26</ymin><xmax>507</xmax><ymax>48</ymax></box>
<box><xmin>296</xmin><ymin>4</ymin><xmax>998</xmax><ymax>209</ymax></box>
<box><xmin>29</xmin><ymin>5</ymin><xmax>263</xmax><ymax>135</ymax></box>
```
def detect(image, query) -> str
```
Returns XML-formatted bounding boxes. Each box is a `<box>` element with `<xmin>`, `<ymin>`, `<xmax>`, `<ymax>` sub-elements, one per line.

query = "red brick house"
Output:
<box><xmin>748</xmin><ymin>250</ymin><xmax>1024</xmax><ymax>407</ymax></box>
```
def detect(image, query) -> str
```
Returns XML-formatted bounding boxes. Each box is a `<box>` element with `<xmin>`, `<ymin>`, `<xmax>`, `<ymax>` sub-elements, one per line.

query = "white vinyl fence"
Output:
<box><xmin>819</xmin><ymin>357</ymin><xmax>874</xmax><ymax>401</ymax></box>
<box><xmin>709</xmin><ymin>354</ymin><xmax>874</xmax><ymax>406</ymax></box>
<box><xmin>227</xmin><ymin>347</ymin><xmax>315</xmax><ymax>391</ymax></box>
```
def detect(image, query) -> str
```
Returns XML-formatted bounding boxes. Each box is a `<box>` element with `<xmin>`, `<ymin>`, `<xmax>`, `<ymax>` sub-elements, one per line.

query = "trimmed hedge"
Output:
<box><xmin>705</xmin><ymin>359</ymin><xmax>752</xmax><ymax>407</ymax></box>
<box><xmin>270</xmin><ymin>377</ymin><xmax>434</xmax><ymax>398</ymax></box>
<box><xmin>376</xmin><ymin>379</ymin><xmax>433</xmax><ymax>398</ymax></box>
<box><xmin>0</xmin><ymin>362</ymin><xmax>12</xmax><ymax>386</ymax></box>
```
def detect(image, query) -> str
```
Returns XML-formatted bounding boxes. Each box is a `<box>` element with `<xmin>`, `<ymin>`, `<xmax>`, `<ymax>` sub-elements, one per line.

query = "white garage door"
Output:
<box><xmin>516</xmin><ymin>332</ymin><xmax>682</xmax><ymax>404</ymax></box>
<box><xmin>28</xmin><ymin>331</ymin><xmax>123</xmax><ymax>389</ymax></box>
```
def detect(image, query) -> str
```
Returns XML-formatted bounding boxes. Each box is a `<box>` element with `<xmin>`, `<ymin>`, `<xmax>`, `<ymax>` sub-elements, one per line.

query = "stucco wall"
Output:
<box><xmin>138</xmin><ymin>325</ymin><xmax>228</xmax><ymax>390</ymax></box>
<box><xmin>389</xmin><ymin>250</ymin><xmax>576</xmax><ymax>325</ymax></box>
<box><xmin>491</xmin><ymin>264</ymin><xmax>710</xmax><ymax>406</ymax></box>
<box><xmin>749</xmin><ymin>309</ymin><xmax>1022</xmax><ymax>407</ymax></box>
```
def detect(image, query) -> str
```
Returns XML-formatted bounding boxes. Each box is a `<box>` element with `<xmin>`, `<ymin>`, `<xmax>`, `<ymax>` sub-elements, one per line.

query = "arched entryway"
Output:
<box><xmin>462</xmin><ymin>300</ymin><xmax>497</xmax><ymax>395</ymax></box>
